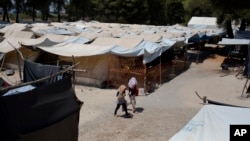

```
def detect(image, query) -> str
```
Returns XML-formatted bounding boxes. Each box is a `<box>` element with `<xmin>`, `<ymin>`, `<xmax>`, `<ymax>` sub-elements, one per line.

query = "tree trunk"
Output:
<box><xmin>16</xmin><ymin>13</ymin><xmax>19</xmax><ymax>23</ymax></box>
<box><xmin>3</xmin><ymin>7</ymin><xmax>9</xmax><ymax>22</ymax></box>
<box><xmin>57</xmin><ymin>1</ymin><xmax>61</xmax><ymax>22</ymax></box>
<box><xmin>226</xmin><ymin>19</ymin><xmax>234</xmax><ymax>38</ymax></box>
<box><xmin>239</xmin><ymin>19</ymin><xmax>246</xmax><ymax>31</ymax></box>
<box><xmin>15</xmin><ymin>0</ymin><xmax>20</xmax><ymax>23</ymax></box>
<box><xmin>57</xmin><ymin>9</ymin><xmax>61</xmax><ymax>22</ymax></box>
<box><xmin>32</xmin><ymin>7</ymin><xmax>35</xmax><ymax>21</ymax></box>
<box><xmin>2</xmin><ymin>2</ymin><xmax>9</xmax><ymax>22</ymax></box>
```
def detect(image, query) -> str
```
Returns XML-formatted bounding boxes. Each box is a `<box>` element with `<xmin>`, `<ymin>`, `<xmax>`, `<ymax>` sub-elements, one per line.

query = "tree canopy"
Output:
<box><xmin>0</xmin><ymin>0</ymin><xmax>249</xmax><ymax>31</ymax></box>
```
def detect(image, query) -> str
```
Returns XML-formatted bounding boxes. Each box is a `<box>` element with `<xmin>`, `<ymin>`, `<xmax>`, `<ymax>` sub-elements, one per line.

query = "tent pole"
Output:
<box><xmin>196</xmin><ymin>41</ymin><xmax>201</xmax><ymax>64</ymax></box>
<box><xmin>15</xmin><ymin>49</ymin><xmax>22</xmax><ymax>82</ymax></box>
<box><xmin>7</xmin><ymin>41</ymin><xmax>24</xmax><ymax>82</ymax></box>
<box><xmin>241</xmin><ymin>41</ymin><xmax>250</xmax><ymax>97</ymax></box>
<box><xmin>0</xmin><ymin>54</ymin><xmax>6</xmax><ymax>71</ymax></box>
<box><xmin>143</xmin><ymin>64</ymin><xmax>147</xmax><ymax>95</ymax></box>
<box><xmin>160</xmin><ymin>55</ymin><xmax>162</xmax><ymax>85</ymax></box>
<box><xmin>72</xmin><ymin>55</ymin><xmax>76</xmax><ymax>90</ymax></box>
<box><xmin>107</xmin><ymin>54</ymin><xmax>112</xmax><ymax>88</ymax></box>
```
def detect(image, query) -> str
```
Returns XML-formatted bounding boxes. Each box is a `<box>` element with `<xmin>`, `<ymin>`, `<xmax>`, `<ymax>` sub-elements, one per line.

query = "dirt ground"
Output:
<box><xmin>74</xmin><ymin>54</ymin><xmax>250</xmax><ymax>141</ymax></box>
<box><xmin>1</xmin><ymin>54</ymin><xmax>250</xmax><ymax>141</ymax></box>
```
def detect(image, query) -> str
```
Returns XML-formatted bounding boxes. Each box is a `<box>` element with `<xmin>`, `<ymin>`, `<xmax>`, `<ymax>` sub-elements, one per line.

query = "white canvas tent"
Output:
<box><xmin>0</xmin><ymin>23</ymin><xmax>28</xmax><ymax>34</ymax></box>
<box><xmin>91</xmin><ymin>37</ymin><xmax>176</xmax><ymax>64</ymax></box>
<box><xmin>18</xmin><ymin>35</ymin><xmax>176</xmax><ymax>87</ymax></box>
<box><xmin>1</xmin><ymin>21</ymin><xmax>226</xmax><ymax>88</ymax></box>
<box><xmin>188</xmin><ymin>17</ymin><xmax>218</xmax><ymax>29</ymax></box>
<box><xmin>218</xmin><ymin>38</ymin><xmax>250</xmax><ymax>45</ymax></box>
<box><xmin>0</xmin><ymin>31</ymin><xmax>38</xmax><ymax>70</ymax></box>
<box><xmin>169</xmin><ymin>105</ymin><xmax>250</xmax><ymax>141</ymax></box>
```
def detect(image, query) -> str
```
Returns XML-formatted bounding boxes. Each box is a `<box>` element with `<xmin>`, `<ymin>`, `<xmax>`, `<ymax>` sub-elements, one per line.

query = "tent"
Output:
<box><xmin>21</xmin><ymin>37</ymin><xmax>115</xmax><ymax>87</ymax></box>
<box><xmin>20</xmin><ymin>35</ymin><xmax>178</xmax><ymax>90</ymax></box>
<box><xmin>188</xmin><ymin>17</ymin><xmax>218</xmax><ymax>29</ymax></box>
<box><xmin>217</xmin><ymin>38</ymin><xmax>250</xmax><ymax>45</ymax></box>
<box><xmin>2</xmin><ymin>22</ymin><xmax>213</xmax><ymax>89</ymax></box>
<box><xmin>0</xmin><ymin>31</ymin><xmax>39</xmax><ymax>70</ymax></box>
<box><xmin>0</xmin><ymin>60</ymin><xmax>82</xmax><ymax>141</ymax></box>
<box><xmin>169</xmin><ymin>105</ymin><xmax>250</xmax><ymax>141</ymax></box>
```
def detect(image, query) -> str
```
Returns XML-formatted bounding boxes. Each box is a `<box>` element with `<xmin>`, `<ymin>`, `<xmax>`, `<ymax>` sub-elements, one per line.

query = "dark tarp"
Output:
<box><xmin>235</xmin><ymin>30</ymin><xmax>250</xmax><ymax>39</ymax></box>
<box><xmin>23</xmin><ymin>60</ymin><xmax>60</xmax><ymax>86</ymax></box>
<box><xmin>0</xmin><ymin>75</ymin><xmax>82</xmax><ymax>141</ymax></box>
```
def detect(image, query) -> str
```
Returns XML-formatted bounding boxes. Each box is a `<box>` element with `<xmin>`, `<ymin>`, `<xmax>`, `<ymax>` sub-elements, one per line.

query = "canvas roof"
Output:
<box><xmin>91</xmin><ymin>37</ymin><xmax>144</xmax><ymax>49</ymax></box>
<box><xmin>188</xmin><ymin>17</ymin><xmax>218</xmax><ymax>29</ymax></box>
<box><xmin>217</xmin><ymin>38</ymin><xmax>250</xmax><ymax>45</ymax></box>
<box><xmin>38</xmin><ymin>43</ymin><xmax>114</xmax><ymax>57</ymax></box>
<box><xmin>0</xmin><ymin>38</ymin><xmax>23</xmax><ymax>53</ymax></box>
<box><xmin>169</xmin><ymin>105</ymin><xmax>250</xmax><ymax>141</ymax></box>
<box><xmin>0</xmin><ymin>22</ymin><xmax>225</xmax><ymax>63</ymax></box>
<box><xmin>0</xmin><ymin>23</ymin><xmax>27</xmax><ymax>34</ymax></box>
<box><xmin>21</xmin><ymin>37</ymin><xmax>59</xmax><ymax>47</ymax></box>
<box><xmin>0</xmin><ymin>31</ymin><xmax>35</xmax><ymax>53</ymax></box>
<box><xmin>28</xmin><ymin>36</ymin><xmax>175</xmax><ymax>64</ymax></box>
<box><xmin>3</xmin><ymin>31</ymin><xmax>34</xmax><ymax>38</ymax></box>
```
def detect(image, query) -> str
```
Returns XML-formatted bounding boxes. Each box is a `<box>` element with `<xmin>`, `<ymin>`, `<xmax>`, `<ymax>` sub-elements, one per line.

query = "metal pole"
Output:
<box><xmin>241</xmin><ymin>42</ymin><xmax>250</xmax><ymax>97</ymax></box>
<box><xmin>159</xmin><ymin>55</ymin><xmax>162</xmax><ymax>85</ymax></box>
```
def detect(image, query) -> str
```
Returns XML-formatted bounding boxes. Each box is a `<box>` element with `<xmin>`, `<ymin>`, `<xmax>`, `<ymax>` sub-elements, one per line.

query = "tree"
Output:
<box><xmin>0</xmin><ymin>0</ymin><xmax>12</xmax><ymax>22</ymax></box>
<box><xmin>182</xmin><ymin>0</ymin><xmax>213</xmax><ymax>24</ymax></box>
<box><xmin>52</xmin><ymin>0</ymin><xmax>65</xmax><ymax>22</ymax></box>
<box><xmin>165</xmin><ymin>0</ymin><xmax>185</xmax><ymax>25</ymax></box>
<box><xmin>24</xmin><ymin>0</ymin><xmax>38</xmax><ymax>21</ymax></box>
<box><xmin>208</xmin><ymin>0</ymin><xmax>250</xmax><ymax>38</ymax></box>
<box><xmin>38</xmin><ymin>0</ymin><xmax>52</xmax><ymax>21</ymax></box>
<box><xmin>88</xmin><ymin>0</ymin><xmax>104</xmax><ymax>21</ymax></box>
<box><xmin>14</xmin><ymin>0</ymin><xmax>19</xmax><ymax>23</ymax></box>
<box><xmin>147</xmin><ymin>0</ymin><xmax>166</xmax><ymax>25</ymax></box>
<box><xmin>117</xmin><ymin>0</ymin><xmax>149</xmax><ymax>24</ymax></box>
<box><xmin>66</xmin><ymin>0</ymin><xmax>90</xmax><ymax>21</ymax></box>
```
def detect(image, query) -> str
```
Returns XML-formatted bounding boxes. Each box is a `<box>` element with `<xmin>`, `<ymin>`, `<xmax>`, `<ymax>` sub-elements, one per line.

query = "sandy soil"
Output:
<box><xmin>1</xmin><ymin>54</ymin><xmax>250</xmax><ymax>141</ymax></box>
<box><xmin>74</xmin><ymin>54</ymin><xmax>250</xmax><ymax>141</ymax></box>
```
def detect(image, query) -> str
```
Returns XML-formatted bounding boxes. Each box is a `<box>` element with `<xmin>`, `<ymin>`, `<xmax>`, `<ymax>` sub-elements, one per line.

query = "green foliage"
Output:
<box><xmin>208</xmin><ymin>0</ymin><xmax>250</xmax><ymax>32</ymax></box>
<box><xmin>3</xmin><ymin>0</ymin><xmax>250</xmax><ymax>28</ymax></box>
<box><xmin>66</xmin><ymin>0</ymin><xmax>90</xmax><ymax>21</ymax></box>
<box><xmin>182</xmin><ymin>0</ymin><xmax>213</xmax><ymax>23</ymax></box>
<box><xmin>147</xmin><ymin>0</ymin><xmax>166</xmax><ymax>25</ymax></box>
<box><xmin>165</xmin><ymin>0</ymin><xmax>185</xmax><ymax>25</ymax></box>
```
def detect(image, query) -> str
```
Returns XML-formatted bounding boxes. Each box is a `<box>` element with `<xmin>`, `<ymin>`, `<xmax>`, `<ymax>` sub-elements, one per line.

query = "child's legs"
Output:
<box><xmin>114</xmin><ymin>104</ymin><xmax>121</xmax><ymax>115</ymax></box>
<box><xmin>130</xmin><ymin>95</ymin><xmax>136</xmax><ymax>109</ymax></box>
<box><xmin>121</xmin><ymin>103</ymin><xmax>128</xmax><ymax>115</ymax></box>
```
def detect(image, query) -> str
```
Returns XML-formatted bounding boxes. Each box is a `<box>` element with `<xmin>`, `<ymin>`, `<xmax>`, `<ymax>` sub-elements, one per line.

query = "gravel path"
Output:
<box><xmin>76</xmin><ymin>55</ymin><xmax>250</xmax><ymax>141</ymax></box>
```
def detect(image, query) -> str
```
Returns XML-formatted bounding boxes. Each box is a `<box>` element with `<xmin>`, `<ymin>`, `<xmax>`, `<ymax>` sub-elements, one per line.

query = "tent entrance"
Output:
<box><xmin>108</xmin><ymin>55</ymin><xmax>145</xmax><ymax>91</ymax></box>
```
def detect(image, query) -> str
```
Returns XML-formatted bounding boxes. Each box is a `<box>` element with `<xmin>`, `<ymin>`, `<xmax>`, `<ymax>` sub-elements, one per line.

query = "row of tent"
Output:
<box><xmin>0</xmin><ymin>19</ymin><xmax>225</xmax><ymax>88</ymax></box>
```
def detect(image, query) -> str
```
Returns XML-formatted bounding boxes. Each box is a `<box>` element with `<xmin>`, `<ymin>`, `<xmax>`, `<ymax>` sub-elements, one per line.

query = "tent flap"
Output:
<box><xmin>169</xmin><ymin>105</ymin><xmax>250</xmax><ymax>141</ymax></box>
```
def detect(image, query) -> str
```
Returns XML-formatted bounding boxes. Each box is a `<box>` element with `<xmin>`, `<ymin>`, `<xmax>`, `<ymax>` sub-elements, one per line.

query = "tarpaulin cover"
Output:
<box><xmin>23</xmin><ymin>60</ymin><xmax>60</xmax><ymax>86</ymax></box>
<box><xmin>169</xmin><ymin>105</ymin><xmax>250</xmax><ymax>141</ymax></box>
<box><xmin>187</xmin><ymin>17</ymin><xmax>218</xmax><ymax>29</ymax></box>
<box><xmin>0</xmin><ymin>75</ymin><xmax>82</xmax><ymax>141</ymax></box>
<box><xmin>235</xmin><ymin>30</ymin><xmax>250</xmax><ymax>39</ymax></box>
<box><xmin>217</xmin><ymin>38</ymin><xmax>250</xmax><ymax>45</ymax></box>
